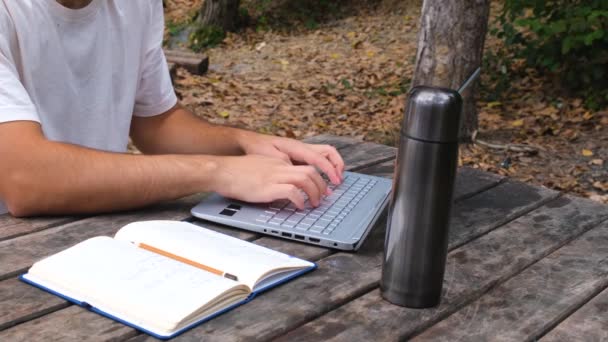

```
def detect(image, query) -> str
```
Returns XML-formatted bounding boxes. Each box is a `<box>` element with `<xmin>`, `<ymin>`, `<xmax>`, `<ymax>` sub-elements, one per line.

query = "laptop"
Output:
<box><xmin>191</xmin><ymin>171</ymin><xmax>392</xmax><ymax>251</ymax></box>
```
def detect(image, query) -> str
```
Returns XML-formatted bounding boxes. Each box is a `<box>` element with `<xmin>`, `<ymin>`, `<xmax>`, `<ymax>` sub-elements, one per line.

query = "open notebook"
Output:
<box><xmin>20</xmin><ymin>221</ymin><xmax>316</xmax><ymax>339</ymax></box>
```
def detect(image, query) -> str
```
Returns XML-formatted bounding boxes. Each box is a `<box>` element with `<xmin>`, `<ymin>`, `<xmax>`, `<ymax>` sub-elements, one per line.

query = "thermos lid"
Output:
<box><xmin>402</xmin><ymin>86</ymin><xmax>463</xmax><ymax>143</ymax></box>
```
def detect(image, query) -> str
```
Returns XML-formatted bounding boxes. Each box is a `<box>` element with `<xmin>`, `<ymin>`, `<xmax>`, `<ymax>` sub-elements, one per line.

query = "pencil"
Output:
<box><xmin>138</xmin><ymin>242</ymin><xmax>239</xmax><ymax>281</ymax></box>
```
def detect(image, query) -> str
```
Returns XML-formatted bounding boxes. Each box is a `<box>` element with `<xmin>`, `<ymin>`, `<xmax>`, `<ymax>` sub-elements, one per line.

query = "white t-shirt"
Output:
<box><xmin>0</xmin><ymin>0</ymin><xmax>178</xmax><ymax>214</ymax></box>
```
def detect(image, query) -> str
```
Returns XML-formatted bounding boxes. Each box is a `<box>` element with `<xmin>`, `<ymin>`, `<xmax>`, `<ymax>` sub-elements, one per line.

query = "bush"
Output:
<box><xmin>188</xmin><ymin>24</ymin><xmax>225</xmax><ymax>52</ymax></box>
<box><xmin>494</xmin><ymin>0</ymin><xmax>608</xmax><ymax>108</ymax></box>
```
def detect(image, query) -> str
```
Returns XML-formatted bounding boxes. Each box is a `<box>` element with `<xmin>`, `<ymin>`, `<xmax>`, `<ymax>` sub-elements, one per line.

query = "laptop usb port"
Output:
<box><xmin>309</xmin><ymin>238</ymin><xmax>320</xmax><ymax>243</ymax></box>
<box><xmin>281</xmin><ymin>232</ymin><xmax>292</xmax><ymax>238</ymax></box>
<box><xmin>294</xmin><ymin>234</ymin><xmax>305</xmax><ymax>240</ymax></box>
<box><xmin>271</xmin><ymin>230</ymin><xmax>279</xmax><ymax>234</ymax></box>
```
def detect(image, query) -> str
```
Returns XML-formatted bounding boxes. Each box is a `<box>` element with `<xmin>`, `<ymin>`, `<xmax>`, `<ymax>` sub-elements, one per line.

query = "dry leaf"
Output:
<box><xmin>583</xmin><ymin>111</ymin><xmax>594</xmax><ymax>120</ymax></box>
<box><xmin>591</xmin><ymin>159</ymin><xmax>604</xmax><ymax>166</ymax></box>
<box><xmin>582</xmin><ymin>149</ymin><xmax>594</xmax><ymax>157</ymax></box>
<box><xmin>511</xmin><ymin>119</ymin><xmax>524</xmax><ymax>127</ymax></box>
<box><xmin>593</xmin><ymin>181</ymin><xmax>608</xmax><ymax>192</ymax></box>
<box><xmin>486</xmin><ymin>101</ymin><xmax>502</xmax><ymax>108</ymax></box>
<box><xmin>218</xmin><ymin>110</ymin><xmax>230</xmax><ymax>118</ymax></box>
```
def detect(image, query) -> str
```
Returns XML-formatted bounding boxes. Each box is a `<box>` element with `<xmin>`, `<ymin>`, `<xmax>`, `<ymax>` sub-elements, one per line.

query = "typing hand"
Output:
<box><xmin>236</xmin><ymin>132</ymin><xmax>345</xmax><ymax>185</ymax></box>
<box><xmin>211</xmin><ymin>155</ymin><xmax>330</xmax><ymax>209</ymax></box>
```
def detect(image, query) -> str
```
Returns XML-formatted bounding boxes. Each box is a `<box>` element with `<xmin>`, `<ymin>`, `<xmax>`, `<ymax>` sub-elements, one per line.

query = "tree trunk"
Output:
<box><xmin>198</xmin><ymin>0</ymin><xmax>241</xmax><ymax>32</ymax></box>
<box><xmin>411</xmin><ymin>0</ymin><xmax>490</xmax><ymax>142</ymax></box>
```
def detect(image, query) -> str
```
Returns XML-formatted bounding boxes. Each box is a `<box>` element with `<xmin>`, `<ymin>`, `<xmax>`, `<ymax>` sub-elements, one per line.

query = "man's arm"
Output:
<box><xmin>0</xmin><ymin>121</ymin><xmax>328</xmax><ymax>217</ymax></box>
<box><xmin>130</xmin><ymin>104</ymin><xmax>245</xmax><ymax>156</ymax></box>
<box><xmin>131</xmin><ymin>105</ymin><xmax>345</xmax><ymax>184</ymax></box>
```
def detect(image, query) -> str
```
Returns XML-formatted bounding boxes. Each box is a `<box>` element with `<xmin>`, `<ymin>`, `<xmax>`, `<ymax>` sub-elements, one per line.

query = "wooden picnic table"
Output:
<box><xmin>1</xmin><ymin>134</ymin><xmax>607</xmax><ymax>342</ymax></box>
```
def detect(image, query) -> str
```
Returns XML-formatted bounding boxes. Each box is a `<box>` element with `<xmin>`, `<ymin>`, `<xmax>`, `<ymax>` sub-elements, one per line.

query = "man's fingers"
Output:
<box><xmin>313</xmin><ymin>144</ymin><xmax>345</xmax><ymax>177</ymax></box>
<box><xmin>286</xmin><ymin>146</ymin><xmax>340</xmax><ymax>184</ymax></box>
<box><xmin>268</xmin><ymin>184</ymin><xmax>305</xmax><ymax>209</ymax></box>
<box><xmin>276</xmin><ymin>169</ymin><xmax>323</xmax><ymax>206</ymax></box>
<box><xmin>264</xmin><ymin>150</ymin><xmax>292</xmax><ymax>164</ymax></box>
<box><xmin>276</xmin><ymin>151</ymin><xmax>292</xmax><ymax>164</ymax></box>
<box><xmin>296</xmin><ymin>165</ymin><xmax>327</xmax><ymax>205</ymax></box>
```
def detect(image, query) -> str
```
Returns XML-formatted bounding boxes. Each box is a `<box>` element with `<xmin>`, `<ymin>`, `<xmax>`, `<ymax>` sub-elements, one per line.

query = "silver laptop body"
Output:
<box><xmin>191</xmin><ymin>171</ymin><xmax>392</xmax><ymax>251</ymax></box>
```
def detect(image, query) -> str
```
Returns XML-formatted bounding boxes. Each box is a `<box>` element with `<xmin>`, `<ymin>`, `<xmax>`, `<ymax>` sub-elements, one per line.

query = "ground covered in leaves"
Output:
<box><xmin>164</xmin><ymin>0</ymin><xmax>608</xmax><ymax>203</ymax></box>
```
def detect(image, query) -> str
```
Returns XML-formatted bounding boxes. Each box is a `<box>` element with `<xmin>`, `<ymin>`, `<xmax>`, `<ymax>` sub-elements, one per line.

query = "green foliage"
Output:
<box><xmin>188</xmin><ymin>23</ymin><xmax>225</xmax><ymax>52</ymax></box>
<box><xmin>248</xmin><ymin>0</ymin><xmax>341</xmax><ymax>32</ymax></box>
<box><xmin>166</xmin><ymin>19</ymin><xmax>191</xmax><ymax>37</ymax></box>
<box><xmin>494</xmin><ymin>0</ymin><xmax>608</xmax><ymax>108</ymax></box>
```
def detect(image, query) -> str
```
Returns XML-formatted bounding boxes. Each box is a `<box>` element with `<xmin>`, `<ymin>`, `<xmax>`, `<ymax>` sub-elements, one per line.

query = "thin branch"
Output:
<box><xmin>474</xmin><ymin>139</ymin><xmax>541</xmax><ymax>154</ymax></box>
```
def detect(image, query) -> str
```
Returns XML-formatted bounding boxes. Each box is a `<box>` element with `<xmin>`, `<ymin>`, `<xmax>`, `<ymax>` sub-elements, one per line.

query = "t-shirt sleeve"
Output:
<box><xmin>132</xmin><ymin>0</ymin><xmax>178</xmax><ymax>117</ymax></box>
<box><xmin>0</xmin><ymin>41</ymin><xmax>40</xmax><ymax>124</ymax></box>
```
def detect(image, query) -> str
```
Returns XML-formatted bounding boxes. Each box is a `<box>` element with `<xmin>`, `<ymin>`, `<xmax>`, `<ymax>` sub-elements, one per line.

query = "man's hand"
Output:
<box><xmin>236</xmin><ymin>131</ymin><xmax>345</xmax><ymax>185</ymax></box>
<box><xmin>210</xmin><ymin>155</ymin><xmax>331</xmax><ymax>209</ymax></box>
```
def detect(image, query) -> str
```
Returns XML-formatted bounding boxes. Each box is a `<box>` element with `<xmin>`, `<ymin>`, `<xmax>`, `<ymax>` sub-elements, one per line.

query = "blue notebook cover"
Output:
<box><xmin>20</xmin><ymin>263</ymin><xmax>316</xmax><ymax>339</ymax></box>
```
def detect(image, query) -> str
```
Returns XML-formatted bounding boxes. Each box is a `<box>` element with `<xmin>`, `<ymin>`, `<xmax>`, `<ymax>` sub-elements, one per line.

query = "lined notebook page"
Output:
<box><xmin>28</xmin><ymin>236</ymin><xmax>247</xmax><ymax>333</ymax></box>
<box><xmin>115</xmin><ymin>221</ymin><xmax>314</xmax><ymax>289</ymax></box>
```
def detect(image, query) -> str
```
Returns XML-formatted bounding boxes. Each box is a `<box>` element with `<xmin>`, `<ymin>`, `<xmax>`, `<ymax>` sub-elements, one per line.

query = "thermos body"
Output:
<box><xmin>380</xmin><ymin>86</ymin><xmax>462</xmax><ymax>308</ymax></box>
<box><xmin>381</xmin><ymin>138</ymin><xmax>458</xmax><ymax>307</ymax></box>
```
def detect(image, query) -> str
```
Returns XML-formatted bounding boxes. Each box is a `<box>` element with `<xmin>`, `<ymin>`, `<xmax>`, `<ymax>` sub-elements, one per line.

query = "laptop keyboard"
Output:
<box><xmin>255</xmin><ymin>175</ymin><xmax>378</xmax><ymax>235</ymax></box>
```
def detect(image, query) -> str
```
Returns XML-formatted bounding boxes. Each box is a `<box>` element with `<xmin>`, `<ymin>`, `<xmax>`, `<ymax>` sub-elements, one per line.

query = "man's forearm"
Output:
<box><xmin>1</xmin><ymin>139</ymin><xmax>218</xmax><ymax>217</ymax></box>
<box><xmin>130</xmin><ymin>105</ymin><xmax>251</xmax><ymax>156</ymax></box>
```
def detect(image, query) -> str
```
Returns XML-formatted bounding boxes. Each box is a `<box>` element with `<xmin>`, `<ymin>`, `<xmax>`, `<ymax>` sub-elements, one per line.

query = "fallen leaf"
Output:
<box><xmin>593</xmin><ymin>181</ymin><xmax>608</xmax><ymax>192</ymax></box>
<box><xmin>591</xmin><ymin>159</ymin><xmax>604</xmax><ymax>166</ymax></box>
<box><xmin>581</xmin><ymin>149</ymin><xmax>594</xmax><ymax>157</ymax></box>
<box><xmin>583</xmin><ymin>111</ymin><xmax>594</xmax><ymax>120</ymax></box>
<box><xmin>511</xmin><ymin>119</ymin><xmax>524</xmax><ymax>127</ymax></box>
<box><xmin>486</xmin><ymin>101</ymin><xmax>502</xmax><ymax>108</ymax></box>
<box><xmin>255</xmin><ymin>42</ymin><xmax>267</xmax><ymax>52</ymax></box>
<box><xmin>218</xmin><ymin>110</ymin><xmax>230</xmax><ymax>118</ymax></box>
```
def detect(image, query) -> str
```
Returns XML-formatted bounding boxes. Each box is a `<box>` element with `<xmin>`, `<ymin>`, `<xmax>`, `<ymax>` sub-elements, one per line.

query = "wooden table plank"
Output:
<box><xmin>449</xmin><ymin>180</ymin><xmax>559</xmax><ymax>249</ymax></box>
<box><xmin>278</xmin><ymin>196</ymin><xmax>608</xmax><ymax>342</ymax></box>
<box><xmin>302</xmin><ymin>134</ymin><xmax>365</xmax><ymax>150</ymax></box>
<box><xmin>0</xmin><ymin>215</ymin><xmax>82</xmax><ymax>242</ymax></box>
<box><xmin>129</xmin><ymin>170</ymin><xmax>526</xmax><ymax>341</ymax></box>
<box><xmin>541</xmin><ymin>287</ymin><xmax>608</xmax><ymax>342</ymax></box>
<box><xmin>0</xmin><ymin>278</ymin><xmax>69</xmax><ymax>331</ymax></box>
<box><xmin>412</xmin><ymin>220</ymin><xmax>608</xmax><ymax>342</ymax></box>
<box><xmin>0</xmin><ymin>306</ymin><xmax>139</xmax><ymax>342</ymax></box>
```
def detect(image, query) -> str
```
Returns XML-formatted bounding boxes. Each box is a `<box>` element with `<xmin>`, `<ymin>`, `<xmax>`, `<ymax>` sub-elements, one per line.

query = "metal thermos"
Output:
<box><xmin>380</xmin><ymin>85</ymin><xmax>463</xmax><ymax>308</ymax></box>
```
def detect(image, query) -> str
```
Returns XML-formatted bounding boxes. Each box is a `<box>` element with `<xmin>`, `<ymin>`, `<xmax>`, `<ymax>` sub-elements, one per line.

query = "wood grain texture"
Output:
<box><xmin>0</xmin><ymin>306</ymin><xmax>137</xmax><ymax>342</ymax></box>
<box><xmin>541</xmin><ymin>286</ymin><xmax>608</xmax><ymax>342</ymax></box>
<box><xmin>0</xmin><ymin>278</ymin><xmax>69</xmax><ymax>331</ymax></box>
<box><xmin>0</xmin><ymin>215</ymin><xmax>81</xmax><ymax>242</ymax></box>
<box><xmin>129</xmin><ymin>169</ymin><xmax>510</xmax><ymax>341</ymax></box>
<box><xmin>413</xmin><ymin>220</ymin><xmax>608</xmax><ymax>342</ymax></box>
<box><xmin>163</xmin><ymin>49</ymin><xmax>209</xmax><ymax>76</ymax></box>
<box><xmin>302</xmin><ymin>134</ymin><xmax>363</xmax><ymax>150</ymax></box>
<box><xmin>306</xmin><ymin>135</ymin><xmax>397</xmax><ymax>171</ymax></box>
<box><xmin>449</xmin><ymin>180</ymin><xmax>559</xmax><ymax>249</ymax></box>
<box><xmin>340</xmin><ymin>143</ymin><xmax>396</xmax><ymax>171</ymax></box>
<box><xmin>253</xmin><ymin>237</ymin><xmax>332</xmax><ymax>262</ymax></box>
<box><xmin>278</xmin><ymin>196</ymin><xmax>608</xmax><ymax>342</ymax></box>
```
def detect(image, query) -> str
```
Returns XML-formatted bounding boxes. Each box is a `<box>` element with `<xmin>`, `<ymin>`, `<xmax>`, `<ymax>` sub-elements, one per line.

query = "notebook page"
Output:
<box><xmin>28</xmin><ymin>236</ymin><xmax>249</xmax><ymax>333</ymax></box>
<box><xmin>115</xmin><ymin>221</ymin><xmax>314</xmax><ymax>289</ymax></box>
